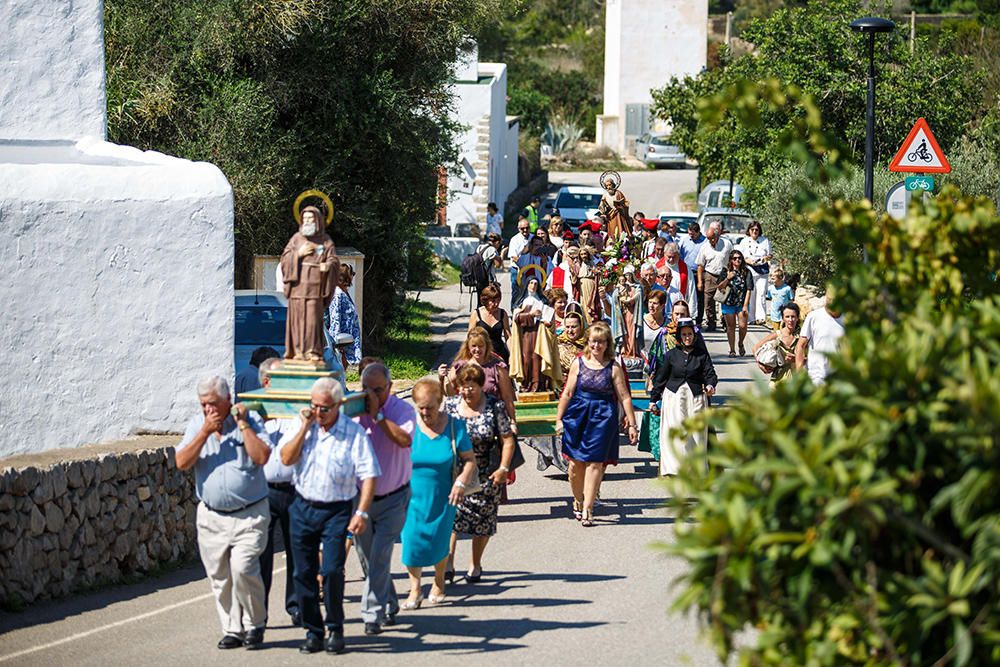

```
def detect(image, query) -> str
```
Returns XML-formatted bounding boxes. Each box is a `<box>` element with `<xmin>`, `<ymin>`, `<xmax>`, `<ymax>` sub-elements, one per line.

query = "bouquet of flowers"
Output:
<box><xmin>598</xmin><ymin>234</ymin><xmax>645</xmax><ymax>287</ymax></box>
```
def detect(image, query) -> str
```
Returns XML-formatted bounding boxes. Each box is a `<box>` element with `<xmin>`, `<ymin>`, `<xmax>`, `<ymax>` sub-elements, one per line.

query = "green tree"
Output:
<box><xmin>105</xmin><ymin>0</ymin><xmax>504</xmax><ymax>341</ymax></box>
<box><xmin>663</xmin><ymin>79</ymin><xmax>1000</xmax><ymax>666</ymax></box>
<box><xmin>652</xmin><ymin>0</ymin><xmax>986</xmax><ymax>194</ymax></box>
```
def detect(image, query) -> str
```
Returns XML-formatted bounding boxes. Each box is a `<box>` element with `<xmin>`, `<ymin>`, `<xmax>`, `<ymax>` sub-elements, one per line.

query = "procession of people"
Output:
<box><xmin>178</xmin><ymin>176</ymin><xmax>842</xmax><ymax>654</ymax></box>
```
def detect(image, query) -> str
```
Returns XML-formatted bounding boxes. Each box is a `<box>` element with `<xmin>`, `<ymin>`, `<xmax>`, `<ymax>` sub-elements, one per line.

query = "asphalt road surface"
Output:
<box><xmin>544</xmin><ymin>168</ymin><xmax>699</xmax><ymax>218</ymax></box>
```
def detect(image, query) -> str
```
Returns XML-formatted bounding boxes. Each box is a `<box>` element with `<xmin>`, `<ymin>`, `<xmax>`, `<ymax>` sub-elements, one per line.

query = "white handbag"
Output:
<box><xmin>754</xmin><ymin>339</ymin><xmax>784</xmax><ymax>368</ymax></box>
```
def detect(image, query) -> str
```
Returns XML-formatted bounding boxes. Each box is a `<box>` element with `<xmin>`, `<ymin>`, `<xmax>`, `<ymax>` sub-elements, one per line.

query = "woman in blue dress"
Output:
<box><xmin>328</xmin><ymin>264</ymin><xmax>362</xmax><ymax>366</ymax></box>
<box><xmin>555</xmin><ymin>321</ymin><xmax>639</xmax><ymax>527</ymax></box>
<box><xmin>400</xmin><ymin>377</ymin><xmax>477</xmax><ymax>608</ymax></box>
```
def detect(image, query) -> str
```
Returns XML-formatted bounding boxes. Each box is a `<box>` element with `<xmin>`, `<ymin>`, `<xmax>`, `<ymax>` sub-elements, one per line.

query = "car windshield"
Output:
<box><xmin>236</xmin><ymin>306</ymin><xmax>287</xmax><ymax>345</ymax></box>
<box><xmin>701</xmin><ymin>214</ymin><xmax>751</xmax><ymax>233</ymax></box>
<box><xmin>555</xmin><ymin>192</ymin><xmax>603</xmax><ymax>209</ymax></box>
<box><xmin>707</xmin><ymin>190</ymin><xmax>739</xmax><ymax>208</ymax></box>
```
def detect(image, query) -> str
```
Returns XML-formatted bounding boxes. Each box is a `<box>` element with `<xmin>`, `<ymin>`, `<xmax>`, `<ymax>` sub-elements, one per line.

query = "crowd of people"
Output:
<box><xmin>177</xmin><ymin>191</ymin><xmax>846</xmax><ymax>655</ymax></box>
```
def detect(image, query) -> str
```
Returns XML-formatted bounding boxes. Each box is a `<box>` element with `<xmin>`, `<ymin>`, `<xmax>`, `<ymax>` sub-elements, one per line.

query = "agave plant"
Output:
<box><xmin>541</xmin><ymin>111</ymin><xmax>584</xmax><ymax>155</ymax></box>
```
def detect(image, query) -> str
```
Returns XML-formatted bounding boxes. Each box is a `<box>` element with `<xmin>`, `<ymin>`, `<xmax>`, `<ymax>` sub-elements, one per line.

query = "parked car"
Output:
<box><xmin>635</xmin><ymin>133</ymin><xmax>687</xmax><ymax>168</ymax></box>
<box><xmin>696</xmin><ymin>210</ymin><xmax>753</xmax><ymax>246</ymax></box>
<box><xmin>235</xmin><ymin>290</ymin><xmax>287</xmax><ymax>375</ymax></box>
<box><xmin>656</xmin><ymin>211</ymin><xmax>699</xmax><ymax>234</ymax></box>
<box><xmin>697</xmin><ymin>180</ymin><xmax>744</xmax><ymax>212</ymax></box>
<box><xmin>547</xmin><ymin>186</ymin><xmax>604</xmax><ymax>231</ymax></box>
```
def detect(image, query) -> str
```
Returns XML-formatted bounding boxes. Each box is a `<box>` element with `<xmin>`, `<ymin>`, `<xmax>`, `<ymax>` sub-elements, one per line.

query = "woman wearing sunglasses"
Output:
<box><xmin>716</xmin><ymin>250</ymin><xmax>753</xmax><ymax>357</ymax></box>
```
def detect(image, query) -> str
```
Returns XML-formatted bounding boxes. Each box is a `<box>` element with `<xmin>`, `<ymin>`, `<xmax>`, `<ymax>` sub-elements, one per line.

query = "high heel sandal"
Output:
<box><xmin>401</xmin><ymin>594</ymin><xmax>424</xmax><ymax>610</ymax></box>
<box><xmin>572</xmin><ymin>500</ymin><xmax>583</xmax><ymax>521</ymax></box>
<box><xmin>444</xmin><ymin>569</ymin><xmax>455</xmax><ymax>584</ymax></box>
<box><xmin>581</xmin><ymin>508</ymin><xmax>594</xmax><ymax>527</ymax></box>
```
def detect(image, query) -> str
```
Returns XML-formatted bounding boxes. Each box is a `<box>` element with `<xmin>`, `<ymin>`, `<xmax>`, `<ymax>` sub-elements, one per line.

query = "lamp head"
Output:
<box><xmin>850</xmin><ymin>17</ymin><xmax>896</xmax><ymax>34</ymax></box>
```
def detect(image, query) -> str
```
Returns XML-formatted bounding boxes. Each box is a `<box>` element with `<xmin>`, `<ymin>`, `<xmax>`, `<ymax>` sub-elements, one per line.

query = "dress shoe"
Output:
<box><xmin>290</xmin><ymin>611</ymin><xmax>302</xmax><ymax>628</ymax></box>
<box><xmin>243</xmin><ymin>628</ymin><xmax>265</xmax><ymax>650</ymax></box>
<box><xmin>217</xmin><ymin>635</ymin><xmax>243</xmax><ymax>650</ymax></box>
<box><xmin>299</xmin><ymin>635</ymin><xmax>324</xmax><ymax>654</ymax></box>
<box><xmin>364</xmin><ymin>622</ymin><xmax>382</xmax><ymax>635</ymax></box>
<box><xmin>383</xmin><ymin>613</ymin><xmax>397</xmax><ymax>627</ymax></box>
<box><xmin>325</xmin><ymin>633</ymin><xmax>346</xmax><ymax>654</ymax></box>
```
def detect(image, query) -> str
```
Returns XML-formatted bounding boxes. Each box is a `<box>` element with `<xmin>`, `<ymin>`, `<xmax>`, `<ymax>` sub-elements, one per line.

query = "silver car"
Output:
<box><xmin>635</xmin><ymin>133</ymin><xmax>687</xmax><ymax>168</ymax></box>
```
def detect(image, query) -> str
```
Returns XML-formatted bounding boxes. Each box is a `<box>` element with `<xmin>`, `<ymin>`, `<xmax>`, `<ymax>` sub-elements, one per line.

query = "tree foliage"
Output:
<box><xmin>651</xmin><ymin>0</ymin><xmax>986</xmax><ymax>194</ymax></box>
<box><xmin>105</xmin><ymin>0</ymin><xmax>504</xmax><ymax>340</ymax></box>
<box><xmin>663</xmin><ymin>79</ymin><xmax>1000</xmax><ymax>666</ymax></box>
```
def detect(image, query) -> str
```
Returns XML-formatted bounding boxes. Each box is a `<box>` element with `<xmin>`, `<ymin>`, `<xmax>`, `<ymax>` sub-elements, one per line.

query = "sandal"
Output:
<box><xmin>572</xmin><ymin>499</ymin><xmax>583</xmax><ymax>521</ymax></box>
<box><xmin>739</xmin><ymin>343</ymin><xmax>746</xmax><ymax>356</ymax></box>
<box><xmin>428</xmin><ymin>593</ymin><xmax>447</xmax><ymax>605</ymax></box>
<box><xmin>581</xmin><ymin>509</ymin><xmax>594</xmax><ymax>528</ymax></box>
<box><xmin>729</xmin><ymin>350</ymin><xmax>737</xmax><ymax>357</ymax></box>
<box><xmin>401</xmin><ymin>594</ymin><xmax>424</xmax><ymax>610</ymax></box>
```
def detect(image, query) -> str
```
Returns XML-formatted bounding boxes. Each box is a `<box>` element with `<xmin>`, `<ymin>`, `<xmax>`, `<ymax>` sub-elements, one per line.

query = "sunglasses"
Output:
<box><xmin>310</xmin><ymin>403</ymin><xmax>338</xmax><ymax>413</ymax></box>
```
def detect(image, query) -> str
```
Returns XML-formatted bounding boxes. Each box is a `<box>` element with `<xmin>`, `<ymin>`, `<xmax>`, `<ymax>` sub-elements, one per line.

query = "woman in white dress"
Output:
<box><xmin>738</xmin><ymin>221</ymin><xmax>772</xmax><ymax>325</ymax></box>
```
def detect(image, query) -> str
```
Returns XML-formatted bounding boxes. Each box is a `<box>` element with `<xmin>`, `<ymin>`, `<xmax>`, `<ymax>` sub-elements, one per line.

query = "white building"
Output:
<box><xmin>445</xmin><ymin>43</ymin><xmax>519</xmax><ymax>236</ymax></box>
<box><xmin>0</xmin><ymin>0</ymin><xmax>234</xmax><ymax>456</ymax></box>
<box><xmin>597</xmin><ymin>0</ymin><xmax>708</xmax><ymax>155</ymax></box>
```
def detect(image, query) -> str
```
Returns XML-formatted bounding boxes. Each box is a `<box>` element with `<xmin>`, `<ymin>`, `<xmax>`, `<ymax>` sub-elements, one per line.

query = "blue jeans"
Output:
<box><xmin>290</xmin><ymin>495</ymin><xmax>352</xmax><ymax>639</ymax></box>
<box><xmin>260</xmin><ymin>484</ymin><xmax>298</xmax><ymax>622</ymax></box>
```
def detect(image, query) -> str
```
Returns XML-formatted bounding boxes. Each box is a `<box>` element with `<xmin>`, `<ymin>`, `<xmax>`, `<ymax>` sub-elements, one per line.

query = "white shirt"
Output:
<box><xmin>696</xmin><ymin>237</ymin><xmax>733</xmax><ymax>275</ymax></box>
<box><xmin>508</xmin><ymin>232</ymin><xmax>531</xmax><ymax>262</ymax></box>
<box><xmin>279</xmin><ymin>416</ymin><xmax>381</xmax><ymax>503</ymax></box>
<box><xmin>800</xmin><ymin>308</ymin><xmax>845</xmax><ymax>385</ymax></box>
<box><xmin>739</xmin><ymin>236</ymin><xmax>772</xmax><ymax>270</ymax></box>
<box><xmin>262</xmin><ymin>419</ymin><xmax>298</xmax><ymax>484</ymax></box>
<box><xmin>485</xmin><ymin>212</ymin><xmax>503</xmax><ymax>236</ymax></box>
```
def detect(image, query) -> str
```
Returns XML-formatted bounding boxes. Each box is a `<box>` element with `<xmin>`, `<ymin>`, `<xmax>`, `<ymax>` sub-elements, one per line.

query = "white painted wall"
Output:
<box><xmin>599</xmin><ymin>0</ymin><xmax>708</xmax><ymax>153</ymax></box>
<box><xmin>0</xmin><ymin>0</ymin><xmax>107</xmax><ymax>140</ymax></box>
<box><xmin>0</xmin><ymin>0</ymin><xmax>235</xmax><ymax>456</ymax></box>
<box><xmin>446</xmin><ymin>60</ymin><xmax>518</xmax><ymax>233</ymax></box>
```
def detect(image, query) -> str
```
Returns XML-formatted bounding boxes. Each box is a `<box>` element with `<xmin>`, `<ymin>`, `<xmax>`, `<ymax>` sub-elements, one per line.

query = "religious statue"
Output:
<box><xmin>280</xmin><ymin>201</ymin><xmax>339</xmax><ymax>362</ymax></box>
<box><xmin>598</xmin><ymin>170</ymin><xmax>631</xmax><ymax>239</ymax></box>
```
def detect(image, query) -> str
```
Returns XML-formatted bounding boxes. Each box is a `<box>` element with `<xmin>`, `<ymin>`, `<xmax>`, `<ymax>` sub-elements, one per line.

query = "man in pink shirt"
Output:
<box><xmin>353</xmin><ymin>362</ymin><xmax>415</xmax><ymax>635</ymax></box>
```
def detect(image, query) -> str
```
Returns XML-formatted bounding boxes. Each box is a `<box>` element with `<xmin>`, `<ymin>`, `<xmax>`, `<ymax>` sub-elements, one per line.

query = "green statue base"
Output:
<box><xmin>237</xmin><ymin>359</ymin><xmax>365</xmax><ymax>420</ymax></box>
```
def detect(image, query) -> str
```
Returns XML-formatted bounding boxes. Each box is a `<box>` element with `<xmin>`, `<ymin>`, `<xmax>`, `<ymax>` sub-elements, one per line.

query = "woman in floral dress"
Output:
<box><xmin>444</xmin><ymin>364</ymin><xmax>516</xmax><ymax>583</ymax></box>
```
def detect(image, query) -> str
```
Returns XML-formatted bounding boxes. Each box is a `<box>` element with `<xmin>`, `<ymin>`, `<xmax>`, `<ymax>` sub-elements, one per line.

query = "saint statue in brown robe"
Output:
<box><xmin>598</xmin><ymin>172</ymin><xmax>631</xmax><ymax>239</ymax></box>
<box><xmin>280</xmin><ymin>205</ymin><xmax>339</xmax><ymax>362</ymax></box>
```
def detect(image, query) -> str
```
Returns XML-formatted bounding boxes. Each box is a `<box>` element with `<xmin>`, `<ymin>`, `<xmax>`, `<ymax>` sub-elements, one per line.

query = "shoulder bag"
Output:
<box><xmin>450</xmin><ymin>416</ymin><xmax>482</xmax><ymax>495</ymax></box>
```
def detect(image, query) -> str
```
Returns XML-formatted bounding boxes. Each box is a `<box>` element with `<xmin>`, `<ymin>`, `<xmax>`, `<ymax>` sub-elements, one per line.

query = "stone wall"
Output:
<box><xmin>0</xmin><ymin>436</ymin><xmax>197</xmax><ymax>607</ymax></box>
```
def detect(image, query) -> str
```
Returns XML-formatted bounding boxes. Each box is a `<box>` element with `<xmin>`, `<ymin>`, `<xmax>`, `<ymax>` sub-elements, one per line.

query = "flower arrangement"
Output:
<box><xmin>598</xmin><ymin>234</ymin><xmax>645</xmax><ymax>287</ymax></box>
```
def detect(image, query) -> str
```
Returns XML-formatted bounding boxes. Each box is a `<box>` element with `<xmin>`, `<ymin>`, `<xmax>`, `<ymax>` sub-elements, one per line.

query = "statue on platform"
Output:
<box><xmin>280</xmin><ymin>196</ymin><xmax>339</xmax><ymax>362</ymax></box>
<box><xmin>598</xmin><ymin>170</ymin><xmax>631</xmax><ymax>239</ymax></box>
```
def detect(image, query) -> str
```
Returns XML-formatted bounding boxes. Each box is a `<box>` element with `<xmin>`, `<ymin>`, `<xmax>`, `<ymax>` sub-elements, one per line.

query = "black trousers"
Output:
<box><xmin>260</xmin><ymin>483</ymin><xmax>299</xmax><ymax>622</ymax></box>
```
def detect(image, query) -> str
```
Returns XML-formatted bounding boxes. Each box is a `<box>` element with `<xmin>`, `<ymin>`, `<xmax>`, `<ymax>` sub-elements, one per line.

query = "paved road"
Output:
<box><xmin>0</xmin><ymin>324</ymin><xmax>766</xmax><ymax>667</ymax></box>
<box><xmin>545</xmin><ymin>169</ymin><xmax>699</xmax><ymax>217</ymax></box>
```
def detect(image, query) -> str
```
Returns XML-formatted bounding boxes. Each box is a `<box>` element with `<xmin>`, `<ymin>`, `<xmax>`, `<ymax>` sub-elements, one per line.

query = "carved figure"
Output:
<box><xmin>598</xmin><ymin>170</ymin><xmax>631</xmax><ymax>239</ymax></box>
<box><xmin>280</xmin><ymin>204</ymin><xmax>339</xmax><ymax>362</ymax></box>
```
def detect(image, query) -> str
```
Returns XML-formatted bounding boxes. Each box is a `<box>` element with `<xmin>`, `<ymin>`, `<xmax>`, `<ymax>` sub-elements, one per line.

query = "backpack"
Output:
<box><xmin>460</xmin><ymin>251</ymin><xmax>487</xmax><ymax>288</ymax></box>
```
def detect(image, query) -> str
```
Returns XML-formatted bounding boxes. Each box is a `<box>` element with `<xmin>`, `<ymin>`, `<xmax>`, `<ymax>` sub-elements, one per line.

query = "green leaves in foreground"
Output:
<box><xmin>663</xmin><ymin>188</ymin><xmax>1000</xmax><ymax>665</ymax></box>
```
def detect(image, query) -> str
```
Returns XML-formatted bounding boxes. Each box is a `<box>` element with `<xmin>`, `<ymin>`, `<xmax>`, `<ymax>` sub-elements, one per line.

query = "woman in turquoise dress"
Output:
<box><xmin>400</xmin><ymin>377</ymin><xmax>477</xmax><ymax>608</ymax></box>
<box><xmin>555</xmin><ymin>322</ymin><xmax>639</xmax><ymax>527</ymax></box>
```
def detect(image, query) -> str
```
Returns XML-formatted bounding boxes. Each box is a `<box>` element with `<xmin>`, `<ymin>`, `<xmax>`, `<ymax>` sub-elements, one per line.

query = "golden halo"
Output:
<box><xmin>516</xmin><ymin>264</ymin><xmax>548</xmax><ymax>287</ymax></box>
<box><xmin>293</xmin><ymin>189</ymin><xmax>334</xmax><ymax>226</ymax></box>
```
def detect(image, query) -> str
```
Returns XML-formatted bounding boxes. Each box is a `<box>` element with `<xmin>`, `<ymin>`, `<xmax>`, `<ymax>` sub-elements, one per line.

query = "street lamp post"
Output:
<box><xmin>850</xmin><ymin>17</ymin><xmax>896</xmax><ymax>205</ymax></box>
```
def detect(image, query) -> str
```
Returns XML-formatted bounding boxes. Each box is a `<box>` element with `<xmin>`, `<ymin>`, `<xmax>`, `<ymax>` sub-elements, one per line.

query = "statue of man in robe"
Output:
<box><xmin>279</xmin><ymin>205</ymin><xmax>339</xmax><ymax>362</ymax></box>
<box><xmin>598</xmin><ymin>171</ymin><xmax>631</xmax><ymax>240</ymax></box>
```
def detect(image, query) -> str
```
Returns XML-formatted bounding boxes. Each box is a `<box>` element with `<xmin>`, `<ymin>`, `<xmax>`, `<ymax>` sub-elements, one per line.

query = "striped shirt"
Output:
<box><xmin>279</xmin><ymin>416</ymin><xmax>381</xmax><ymax>503</ymax></box>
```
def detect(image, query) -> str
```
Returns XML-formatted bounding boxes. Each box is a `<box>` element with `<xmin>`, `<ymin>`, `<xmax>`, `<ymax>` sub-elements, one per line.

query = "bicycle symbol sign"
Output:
<box><xmin>905</xmin><ymin>176</ymin><xmax>934</xmax><ymax>192</ymax></box>
<box><xmin>889</xmin><ymin>118</ymin><xmax>951</xmax><ymax>174</ymax></box>
<box><xmin>906</xmin><ymin>140</ymin><xmax>933</xmax><ymax>163</ymax></box>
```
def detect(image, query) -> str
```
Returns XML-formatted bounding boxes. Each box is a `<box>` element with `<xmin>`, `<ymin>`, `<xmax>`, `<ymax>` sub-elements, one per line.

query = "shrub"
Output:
<box><xmin>665</xmin><ymin>188</ymin><xmax>1000</xmax><ymax>665</ymax></box>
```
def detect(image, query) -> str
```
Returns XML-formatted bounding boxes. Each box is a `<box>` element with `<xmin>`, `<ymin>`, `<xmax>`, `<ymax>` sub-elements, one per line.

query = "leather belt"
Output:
<box><xmin>204</xmin><ymin>497</ymin><xmax>266</xmax><ymax>515</ymax></box>
<box><xmin>268</xmin><ymin>481</ymin><xmax>294</xmax><ymax>490</ymax></box>
<box><xmin>295</xmin><ymin>494</ymin><xmax>351</xmax><ymax>510</ymax></box>
<box><xmin>374</xmin><ymin>482</ymin><xmax>409</xmax><ymax>502</ymax></box>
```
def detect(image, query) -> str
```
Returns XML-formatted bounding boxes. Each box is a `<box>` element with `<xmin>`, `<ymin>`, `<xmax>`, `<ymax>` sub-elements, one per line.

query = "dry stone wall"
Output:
<box><xmin>0</xmin><ymin>436</ymin><xmax>197</xmax><ymax>607</ymax></box>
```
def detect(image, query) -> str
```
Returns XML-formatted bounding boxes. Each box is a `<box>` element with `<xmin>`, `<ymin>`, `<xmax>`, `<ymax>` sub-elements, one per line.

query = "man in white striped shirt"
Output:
<box><xmin>280</xmin><ymin>378</ymin><xmax>380</xmax><ymax>655</ymax></box>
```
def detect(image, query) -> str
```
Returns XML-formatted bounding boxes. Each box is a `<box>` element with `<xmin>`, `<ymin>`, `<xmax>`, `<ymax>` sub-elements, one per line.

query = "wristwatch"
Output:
<box><xmin>375</xmin><ymin>410</ymin><xmax>385</xmax><ymax>423</ymax></box>
<box><xmin>354</xmin><ymin>510</ymin><xmax>369</xmax><ymax>520</ymax></box>
<box><xmin>237</xmin><ymin>420</ymin><xmax>250</xmax><ymax>432</ymax></box>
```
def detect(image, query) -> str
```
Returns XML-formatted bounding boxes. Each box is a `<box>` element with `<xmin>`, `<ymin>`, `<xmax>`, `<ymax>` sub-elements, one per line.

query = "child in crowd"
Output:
<box><xmin>767</xmin><ymin>269</ymin><xmax>795</xmax><ymax>331</ymax></box>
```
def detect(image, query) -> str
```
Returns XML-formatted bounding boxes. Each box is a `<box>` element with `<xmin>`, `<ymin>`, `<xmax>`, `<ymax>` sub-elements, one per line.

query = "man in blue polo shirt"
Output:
<box><xmin>175</xmin><ymin>376</ymin><xmax>272</xmax><ymax>651</ymax></box>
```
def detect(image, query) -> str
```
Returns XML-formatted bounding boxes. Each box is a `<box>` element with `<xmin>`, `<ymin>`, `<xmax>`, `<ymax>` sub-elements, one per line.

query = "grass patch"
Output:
<box><xmin>431</xmin><ymin>256</ymin><xmax>461</xmax><ymax>287</ymax></box>
<box><xmin>679</xmin><ymin>191</ymin><xmax>697</xmax><ymax>212</ymax></box>
<box><xmin>351</xmin><ymin>297</ymin><xmax>444</xmax><ymax>381</ymax></box>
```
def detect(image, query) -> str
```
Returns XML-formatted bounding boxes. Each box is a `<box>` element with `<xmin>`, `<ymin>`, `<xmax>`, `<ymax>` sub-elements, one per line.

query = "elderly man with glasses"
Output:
<box><xmin>280</xmin><ymin>378</ymin><xmax>380</xmax><ymax>654</ymax></box>
<box><xmin>175</xmin><ymin>376</ymin><xmax>271</xmax><ymax>651</ymax></box>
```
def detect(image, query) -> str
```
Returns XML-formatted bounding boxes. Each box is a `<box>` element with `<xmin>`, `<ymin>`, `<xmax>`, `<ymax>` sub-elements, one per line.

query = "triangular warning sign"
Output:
<box><xmin>889</xmin><ymin>118</ymin><xmax>951</xmax><ymax>174</ymax></box>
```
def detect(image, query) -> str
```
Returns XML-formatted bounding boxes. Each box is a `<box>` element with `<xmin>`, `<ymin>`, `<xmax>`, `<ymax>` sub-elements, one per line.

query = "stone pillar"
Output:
<box><xmin>0</xmin><ymin>0</ymin><xmax>235</xmax><ymax>456</ymax></box>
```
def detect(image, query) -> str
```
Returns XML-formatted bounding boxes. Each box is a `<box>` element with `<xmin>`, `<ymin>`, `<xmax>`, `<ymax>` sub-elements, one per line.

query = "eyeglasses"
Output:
<box><xmin>310</xmin><ymin>403</ymin><xmax>337</xmax><ymax>413</ymax></box>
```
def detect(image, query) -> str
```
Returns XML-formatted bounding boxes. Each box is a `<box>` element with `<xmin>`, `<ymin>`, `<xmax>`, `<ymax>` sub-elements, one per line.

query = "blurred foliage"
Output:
<box><xmin>478</xmin><ymin>0</ymin><xmax>604</xmax><ymax>142</ymax></box>
<box><xmin>663</xmin><ymin>76</ymin><xmax>1000</xmax><ymax>666</ymax></box>
<box><xmin>652</xmin><ymin>0</ymin><xmax>987</xmax><ymax>195</ymax></box>
<box><xmin>105</xmin><ymin>0</ymin><xmax>505</xmax><ymax>343</ymax></box>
